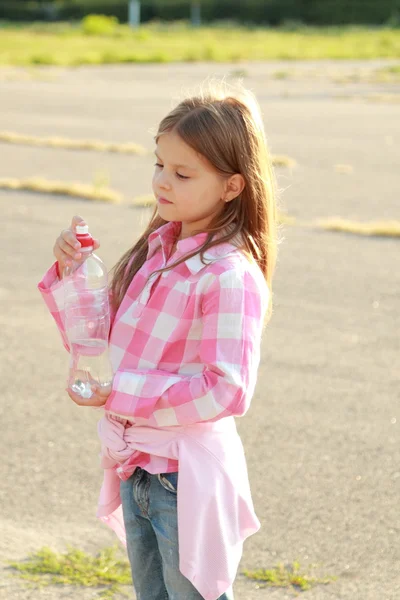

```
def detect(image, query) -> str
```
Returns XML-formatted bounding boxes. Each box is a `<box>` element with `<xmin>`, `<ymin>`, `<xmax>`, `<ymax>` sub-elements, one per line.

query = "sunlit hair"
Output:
<box><xmin>111</xmin><ymin>79</ymin><xmax>279</xmax><ymax>322</ymax></box>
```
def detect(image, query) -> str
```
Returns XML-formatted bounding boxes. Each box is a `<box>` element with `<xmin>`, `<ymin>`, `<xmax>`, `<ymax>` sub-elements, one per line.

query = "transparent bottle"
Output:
<box><xmin>63</xmin><ymin>224</ymin><xmax>113</xmax><ymax>399</ymax></box>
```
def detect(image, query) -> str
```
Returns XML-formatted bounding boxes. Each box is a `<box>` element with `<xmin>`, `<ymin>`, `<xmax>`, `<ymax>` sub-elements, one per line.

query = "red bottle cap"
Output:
<box><xmin>75</xmin><ymin>224</ymin><xmax>94</xmax><ymax>250</ymax></box>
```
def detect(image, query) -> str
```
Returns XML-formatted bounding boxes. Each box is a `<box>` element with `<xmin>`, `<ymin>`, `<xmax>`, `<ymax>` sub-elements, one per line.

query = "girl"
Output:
<box><xmin>38</xmin><ymin>81</ymin><xmax>278</xmax><ymax>600</ymax></box>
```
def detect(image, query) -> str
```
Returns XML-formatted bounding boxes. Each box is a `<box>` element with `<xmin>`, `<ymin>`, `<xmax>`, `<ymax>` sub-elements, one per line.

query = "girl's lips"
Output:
<box><xmin>158</xmin><ymin>197</ymin><xmax>173</xmax><ymax>204</ymax></box>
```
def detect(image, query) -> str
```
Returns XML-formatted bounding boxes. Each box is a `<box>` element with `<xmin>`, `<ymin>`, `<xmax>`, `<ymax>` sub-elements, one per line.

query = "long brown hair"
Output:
<box><xmin>111</xmin><ymin>80</ymin><xmax>279</xmax><ymax>321</ymax></box>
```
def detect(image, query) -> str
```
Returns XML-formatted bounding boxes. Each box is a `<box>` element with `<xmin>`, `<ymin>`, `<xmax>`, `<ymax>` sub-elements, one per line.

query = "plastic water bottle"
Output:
<box><xmin>63</xmin><ymin>224</ymin><xmax>113</xmax><ymax>399</ymax></box>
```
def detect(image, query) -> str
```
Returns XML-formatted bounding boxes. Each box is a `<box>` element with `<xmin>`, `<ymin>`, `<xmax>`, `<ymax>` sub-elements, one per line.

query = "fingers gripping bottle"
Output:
<box><xmin>63</xmin><ymin>224</ymin><xmax>113</xmax><ymax>399</ymax></box>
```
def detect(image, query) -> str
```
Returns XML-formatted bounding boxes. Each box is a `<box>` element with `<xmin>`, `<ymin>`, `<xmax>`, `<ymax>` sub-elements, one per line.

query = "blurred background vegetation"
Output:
<box><xmin>1</xmin><ymin>0</ymin><xmax>400</xmax><ymax>25</ymax></box>
<box><xmin>0</xmin><ymin>1</ymin><xmax>399</xmax><ymax>64</ymax></box>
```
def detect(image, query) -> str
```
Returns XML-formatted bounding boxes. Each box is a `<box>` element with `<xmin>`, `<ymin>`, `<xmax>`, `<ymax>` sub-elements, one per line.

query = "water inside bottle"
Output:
<box><xmin>69</xmin><ymin>338</ymin><xmax>113</xmax><ymax>399</ymax></box>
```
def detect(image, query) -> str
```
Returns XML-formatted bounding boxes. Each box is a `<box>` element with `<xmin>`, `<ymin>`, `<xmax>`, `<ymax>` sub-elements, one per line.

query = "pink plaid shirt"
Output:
<box><xmin>39</xmin><ymin>221</ymin><xmax>269</xmax><ymax>474</ymax></box>
<box><xmin>38</xmin><ymin>221</ymin><xmax>269</xmax><ymax>599</ymax></box>
<box><xmin>106</xmin><ymin>221</ymin><xmax>269</xmax><ymax>424</ymax></box>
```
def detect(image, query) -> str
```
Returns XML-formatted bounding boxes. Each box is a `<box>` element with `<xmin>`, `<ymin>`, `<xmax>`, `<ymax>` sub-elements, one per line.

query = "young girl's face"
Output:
<box><xmin>152</xmin><ymin>131</ymin><xmax>228</xmax><ymax>239</ymax></box>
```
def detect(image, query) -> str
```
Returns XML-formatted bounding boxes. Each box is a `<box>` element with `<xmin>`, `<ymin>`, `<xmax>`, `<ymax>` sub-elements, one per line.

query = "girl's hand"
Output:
<box><xmin>66</xmin><ymin>382</ymin><xmax>111</xmax><ymax>407</ymax></box>
<box><xmin>53</xmin><ymin>215</ymin><xmax>100</xmax><ymax>277</ymax></box>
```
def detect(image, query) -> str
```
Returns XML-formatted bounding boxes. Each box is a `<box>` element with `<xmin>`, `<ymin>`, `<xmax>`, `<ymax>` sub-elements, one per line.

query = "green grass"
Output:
<box><xmin>0</xmin><ymin>22</ymin><xmax>399</xmax><ymax>65</ymax></box>
<box><xmin>243</xmin><ymin>560</ymin><xmax>336</xmax><ymax>592</ymax></box>
<box><xmin>7</xmin><ymin>545</ymin><xmax>132</xmax><ymax>599</ymax></box>
<box><xmin>8</xmin><ymin>546</ymin><xmax>337</xmax><ymax>598</ymax></box>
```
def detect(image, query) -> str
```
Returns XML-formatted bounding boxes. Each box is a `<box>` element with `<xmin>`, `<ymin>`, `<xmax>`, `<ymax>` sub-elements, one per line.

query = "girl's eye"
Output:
<box><xmin>154</xmin><ymin>163</ymin><xmax>189</xmax><ymax>180</ymax></box>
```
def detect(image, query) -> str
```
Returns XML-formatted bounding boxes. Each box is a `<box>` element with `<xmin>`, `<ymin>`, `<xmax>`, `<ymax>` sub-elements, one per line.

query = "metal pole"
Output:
<box><xmin>128</xmin><ymin>0</ymin><xmax>141</xmax><ymax>28</ymax></box>
<box><xmin>191</xmin><ymin>1</ymin><xmax>201</xmax><ymax>27</ymax></box>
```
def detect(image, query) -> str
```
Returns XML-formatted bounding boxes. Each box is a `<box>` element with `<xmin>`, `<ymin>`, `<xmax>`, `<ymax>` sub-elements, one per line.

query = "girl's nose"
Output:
<box><xmin>156</xmin><ymin>170</ymin><xmax>172</xmax><ymax>190</ymax></box>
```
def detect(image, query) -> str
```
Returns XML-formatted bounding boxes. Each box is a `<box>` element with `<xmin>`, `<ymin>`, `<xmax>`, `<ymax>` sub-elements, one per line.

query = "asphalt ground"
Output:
<box><xmin>0</xmin><ymin>61</ymin><xmax>399</xmax><ymax>599</ymax></box>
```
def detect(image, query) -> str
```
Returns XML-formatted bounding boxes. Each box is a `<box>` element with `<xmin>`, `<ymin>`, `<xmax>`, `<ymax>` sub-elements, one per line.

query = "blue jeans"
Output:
<box><xmin>120</xmin><ymin>466</ymin><xmax>234</xmax><ymax>600</ymax></box>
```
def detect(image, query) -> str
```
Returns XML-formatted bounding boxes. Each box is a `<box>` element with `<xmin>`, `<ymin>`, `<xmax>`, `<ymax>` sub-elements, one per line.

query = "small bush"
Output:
<box><xmin>280</xmin><ymin>19</ymin><xmax>306</xmax><ymax>31</ymax></box>
<box><xmin>386</xmin><ymin>11</ymin><xmax>400</xmax><ymax>26</ymax></box>
<box><xmin>81</xmin><ymin>14</ymin><xmax>119</xmax><ymax>36</ymax></box>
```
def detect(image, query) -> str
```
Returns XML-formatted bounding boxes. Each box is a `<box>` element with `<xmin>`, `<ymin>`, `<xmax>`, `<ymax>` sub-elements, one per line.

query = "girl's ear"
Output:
<box><xmin>223</xmin><ymin>174</ymin><xmax>246</xmax><ymax>203</ymax></box>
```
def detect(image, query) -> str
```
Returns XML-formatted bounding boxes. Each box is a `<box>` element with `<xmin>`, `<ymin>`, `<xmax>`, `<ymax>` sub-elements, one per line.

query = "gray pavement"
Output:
<box><xmin>0</xmin><ymin>61</ymin><xmax>399</xmax><ymax>599</ymax></box>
